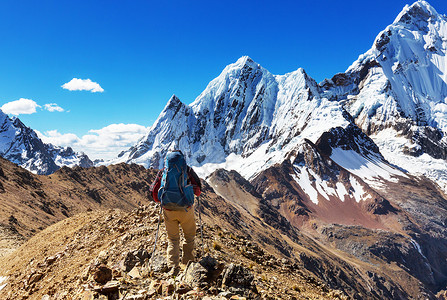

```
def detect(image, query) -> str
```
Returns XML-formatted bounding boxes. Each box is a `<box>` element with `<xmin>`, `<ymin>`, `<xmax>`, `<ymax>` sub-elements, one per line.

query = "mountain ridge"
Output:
<box><xmin>0</xmin><ymin>110</ymin><xmax>93</xmax><ymax>175</ymax></box>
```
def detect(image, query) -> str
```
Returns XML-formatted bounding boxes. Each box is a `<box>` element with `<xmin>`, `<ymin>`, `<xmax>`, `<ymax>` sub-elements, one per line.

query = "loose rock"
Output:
<box><xmin>92</xmin><ymin>264</ymin><xmax>112</xmax><ymax>284</ymax></box>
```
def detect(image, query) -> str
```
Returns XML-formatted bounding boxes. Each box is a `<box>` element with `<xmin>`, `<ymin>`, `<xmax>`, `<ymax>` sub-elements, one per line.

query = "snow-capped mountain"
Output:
<box><xmin>323</xmin><ymin>0</ymin><xmax>447</xmax><ymax>190</ymax></box>
<box><xmin>0</xmin><ymin>110</ymin><xmax>93</xmax><ymax>175</ymax></box>
<box><xmin>114</xmin><ymin>1</ymin><xmax>447</xmax><ymax>193</ymax></box>
<box><xmin>112</xmin><ymin>55</ymin><xmax>399</xmax><ymax>187</ymax></box>
<box><xmin>114</xmin><ymin>56</ymin><xmax>358</xmax><ymax>180</ymax></box>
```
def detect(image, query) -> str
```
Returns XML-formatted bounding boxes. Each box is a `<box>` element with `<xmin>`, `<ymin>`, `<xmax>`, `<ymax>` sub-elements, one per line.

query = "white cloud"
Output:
<box><xmin>89</xmin><ymin>124</ymin><xmax>149</xmax><ymax>145</ymax></box>
<box><xmin>38</xmin><ymin>123</ymin><xmax>149</xmax><ymax>160</ymax></box>
<box><xmin>44</xmin><ymin>103</ymin><xmax>64</xmax><ymax>112</ymax></box>
<box><xmin>61</xmin><ymin>78</ymin><xmax>104</xmax><ymax>93</ymax></box>
<box><xmin>37</xmin><ymin>130</ymin><xmax>80</xmax><ymax>146</ymax></box>
<box><xmin>1</xmin><ymin>98</ymin><xmax>40</xmax><ymax>115</ymax></box>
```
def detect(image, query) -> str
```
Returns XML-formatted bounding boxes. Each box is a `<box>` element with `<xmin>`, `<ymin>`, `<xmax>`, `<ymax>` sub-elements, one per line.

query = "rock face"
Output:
<box><xmin>0</xmin><ymin>110</ymin><xmax>93</xmax><ymax>175</ymax></box>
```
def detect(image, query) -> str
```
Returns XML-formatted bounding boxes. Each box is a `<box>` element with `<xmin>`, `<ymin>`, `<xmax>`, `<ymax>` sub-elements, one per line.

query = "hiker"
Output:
<box><xmin>150</xmin><ymin>150</ymin><xmax>202</xmax><ymax>274</ymax></box>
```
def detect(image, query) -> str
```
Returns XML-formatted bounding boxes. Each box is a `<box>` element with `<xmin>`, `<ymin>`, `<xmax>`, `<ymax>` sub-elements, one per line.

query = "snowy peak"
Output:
<box><xmin>114</xmin><ymin>55</ymin><xmax>358</xmax><ymax>180</ymax></box>
<box><xmin>234</xmin><ymin>55</ymin><xmax>258</xmax><ymax>69</ymax></box>
<box><xmin>374</xmin><ymin>1</ymin><xmax>446</xmax><ymax>55</ymax></box>
<box><xmin>341</xmin><ymin>0</ymin><xmax>447</xmax><ymax>131</ymax></box>
<box><xmin>155</xmin><ymin>94</ymin><xmax>190</xmax><ymax>126</ymax></box>
<box><xmin>153</xmin><ymin>94</ymin><xmax>191</xmax><ymax>130</ymax></box>
<box><xmin>0</xmin><ymin>109</ymin><xmax>93</xmax><ymax>174</ymax></box>
<box><xmin>393</xmin><ymin>1</ymin><xmax>441</xmax><ymax>27</ymax></box>
<box><xmin>191</xmin><ymin>55</ymin><xmax>269</xmax><ymax>112</ymax></box>
<box><xmin>163</xmin><ymin>94</ymin><xmax>184</xmax><ymax>112</ymax></box>
<box><xmin>321</xmin><ymin>1</ymin><xmax>447</xmax><ymax>193</ymax></box>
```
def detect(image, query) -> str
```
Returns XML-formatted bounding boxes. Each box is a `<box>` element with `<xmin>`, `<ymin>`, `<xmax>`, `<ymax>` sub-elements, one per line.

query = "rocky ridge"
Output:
<box><xmin>0</xmin><ymin>201</ymin><xmax>344</xmax><ymax>299</ymax></box>
<box><xmin>0</xmin><ymin>197</ymin><xmax>429</xmax><ymax>300</ymax></box>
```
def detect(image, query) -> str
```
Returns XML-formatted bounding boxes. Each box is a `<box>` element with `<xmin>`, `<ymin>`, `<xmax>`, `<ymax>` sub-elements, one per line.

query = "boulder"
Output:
<box><xmin>180</xmin><ymin>256</ymin><xmax>224</xmax><ymax>286</ymax></box>
<box><xmin>149</xmin><ymin>254</ymin><xmax>169</xmax><ymax>273</ymax></box>
<box><xmin>101</xmin><ymin>280</ymin><xmax>120</xmax><ymax>293</ymax></box>
<box><xmin>92</xmin><ymin>264</ymin><xmax>112</xmax><ymax>284</ymax></box>
<box><xmin>128</xmin><ymin>266</ymin><xmax>142</xmax><ymax>279</ymax></box>
<box><xmin>122</xmin><ymin>248</ymin><xmax>149</xmax><ymax>272</ymax></box>
<box><xmin>222</xmin><ymin>264</ymin><xmax>258</xmax><ymax>298</ymax></box>
<box><xmin>27</xmin><ymin>271</ymin><xmax>43</xmax><ymax>285</ymax></box>
<box><xmin>181</xmin><ymin>261</ymin><xmax>208</xmax><ymax>285</ymax></box>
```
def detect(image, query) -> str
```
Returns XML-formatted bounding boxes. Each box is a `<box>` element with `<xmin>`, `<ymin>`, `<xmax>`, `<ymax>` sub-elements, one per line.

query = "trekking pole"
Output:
<box><xmin>197</xmin><ymin>195</ymin><xmax>205</xmax><ymax>256</ymax></box>
<box><xmin>148</xmin><ymin>204</ymin><xmax>163</xmax><ymax>271</ymax></box>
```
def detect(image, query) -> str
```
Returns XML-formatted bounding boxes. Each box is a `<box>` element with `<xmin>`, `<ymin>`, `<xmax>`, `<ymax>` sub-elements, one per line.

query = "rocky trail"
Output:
<box><xmin>0</xmin><ymin>204</ymin><xmax>344</xmax><ymax>300</ymax></box>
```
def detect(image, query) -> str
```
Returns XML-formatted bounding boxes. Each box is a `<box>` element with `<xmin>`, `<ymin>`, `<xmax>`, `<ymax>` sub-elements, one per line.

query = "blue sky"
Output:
<box><xmin>0</xmin><ymin>0</ymin><xmax>446</xmax><ymax>160</ymax></box>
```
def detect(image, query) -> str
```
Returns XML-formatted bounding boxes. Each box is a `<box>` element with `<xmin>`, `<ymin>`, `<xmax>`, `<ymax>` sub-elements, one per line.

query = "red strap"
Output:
<box><xmin>150</xmin><ymin>169</ymin><xmax>163</xmax><ymax>202</ymax></box>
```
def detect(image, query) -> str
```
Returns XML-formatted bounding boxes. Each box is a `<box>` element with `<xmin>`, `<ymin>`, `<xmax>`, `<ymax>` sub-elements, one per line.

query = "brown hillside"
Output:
<box><xmin>0</xmin><ymin>157</ymin><xmax>157</xmax><ymax>257</ymax></box>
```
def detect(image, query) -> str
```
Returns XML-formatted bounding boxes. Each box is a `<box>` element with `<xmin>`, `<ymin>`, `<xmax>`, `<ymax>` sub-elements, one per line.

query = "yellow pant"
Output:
<box><xmin>163</xmin><ymin>207</ymin><xmax>196</xmax><ymax>267</ymax></box>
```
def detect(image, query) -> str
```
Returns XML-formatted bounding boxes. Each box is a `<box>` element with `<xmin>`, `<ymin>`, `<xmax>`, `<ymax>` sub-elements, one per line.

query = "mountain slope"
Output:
<box><xmin>0</xmin><ymin>206</ymin><xmax>341</xmax><ymax>300</ymax></box>
<box><xmin>0</xmin><ymin>110</ymin><xmax>93</xmax><ymax>175</ymax></box>
<box><xmin>0</xmin><ymin>156</ymin><xmax>155</xmax><ymax>257</ymax></box>
<box><xmin>250</xmin><ymin>133</ymin><xmax>447</xmax><ymax>296</ymax></box>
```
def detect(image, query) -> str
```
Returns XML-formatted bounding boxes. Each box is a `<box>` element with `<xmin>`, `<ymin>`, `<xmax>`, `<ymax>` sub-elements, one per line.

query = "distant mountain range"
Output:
<box><xmin>3</xmin><ymin>2</ymin><xmax>446</xmax><ymax>191</ymax></box>
<box><xmin>0</xmin><ymin>110</ymin><xmax>92</xmax><ymax>175</ymax></box>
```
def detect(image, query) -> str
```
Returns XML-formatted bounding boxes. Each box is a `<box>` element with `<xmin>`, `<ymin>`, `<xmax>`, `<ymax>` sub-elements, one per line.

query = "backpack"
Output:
<box><xmin>157</xmin><ymin>151</ymin><xmax>195</xmax><ymax>210</ymax></box>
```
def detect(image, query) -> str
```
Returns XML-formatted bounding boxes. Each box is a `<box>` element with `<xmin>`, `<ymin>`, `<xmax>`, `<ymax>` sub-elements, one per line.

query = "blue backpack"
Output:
<box><xmin>158</xmin><ymin>151</ymin><xmax>195</xmax><ymax>211</ymax></box>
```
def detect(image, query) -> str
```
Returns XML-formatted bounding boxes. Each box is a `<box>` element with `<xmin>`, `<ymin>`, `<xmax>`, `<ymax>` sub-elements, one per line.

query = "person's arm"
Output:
<box><xmin>150</xmin><ymin>169</ymin><xmax>163</xmax><ymax>202</ymax></box>
<box><xmin>187</xmin><ymin>167</ymin><xmax>202</xmax><ymax>196</ymax></box>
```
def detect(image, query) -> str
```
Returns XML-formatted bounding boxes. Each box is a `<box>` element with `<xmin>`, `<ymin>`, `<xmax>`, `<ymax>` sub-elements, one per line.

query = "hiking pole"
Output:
<box><xmin>148</xmin><ymin>204</ymin><xmax>163</xmax><ymax>271</ymax></box>
<box><xmin>197</xmin><ymin>195</ymin><xmax>205</xmax><ymax>256</ymax></box>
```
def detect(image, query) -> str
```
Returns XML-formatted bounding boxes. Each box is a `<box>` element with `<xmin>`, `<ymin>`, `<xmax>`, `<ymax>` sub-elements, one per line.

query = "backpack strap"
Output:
<box><xmin>159</xmin><ymin>166</ymin><xmax>168</xmax><ymax>203</ymax></box>
<box><xmin>150</xmin><ymin>169</ymin><xmax>164</xmax><ymax>202</ymax></box>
